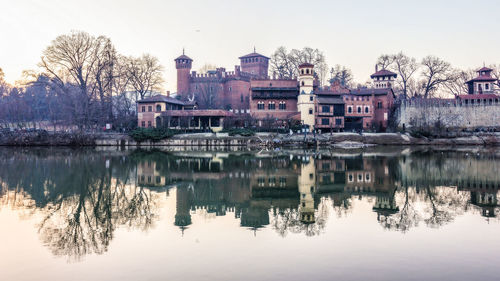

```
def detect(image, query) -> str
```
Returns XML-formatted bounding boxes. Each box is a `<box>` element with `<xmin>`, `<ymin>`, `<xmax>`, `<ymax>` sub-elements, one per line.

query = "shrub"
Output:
<box><xmin>221</xmin><ymin>128</ymin><xmax>255</xmax><ymax>137</ymax></box>
<box><xmin>129</xmin><ymin>128</ymin><xmax>176</xmax><ymax>142</ymax></box>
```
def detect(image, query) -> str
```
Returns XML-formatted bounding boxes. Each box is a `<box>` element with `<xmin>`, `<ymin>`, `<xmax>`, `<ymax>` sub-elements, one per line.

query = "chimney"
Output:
<box><xmin>166</xmin><ymin>91</ymin><xmax>170</xmax><ymax>97</ymax></box>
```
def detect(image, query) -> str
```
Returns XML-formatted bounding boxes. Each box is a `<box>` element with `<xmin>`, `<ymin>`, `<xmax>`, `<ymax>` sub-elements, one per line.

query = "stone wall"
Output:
<box><xmin>397</xmin><ymin>100</ymin><xmax>500</xmax><ymax>129</ymax></box>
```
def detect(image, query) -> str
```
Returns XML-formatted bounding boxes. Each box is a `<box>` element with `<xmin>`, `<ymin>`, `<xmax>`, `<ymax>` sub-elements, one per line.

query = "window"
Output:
<box><xmin>306</xmin><ymin>69</ymin><xmax>310</xmax><ymax>74</ymax></box>
<box><xmin>321</xmin><ymin>118</ymin><xmax>329</xmax><ymax>125</ymax></box>
<box><xmin>486</xmin><ymin>84</ymin><xmax>489</xmax><ymax>90</ymax></box>
<box><xmin>156</xmin><ymin>105</ymin><xmax>162</xmax><ymax>112</ymax></box>
<box><xmin>322</xmin><ymin>105</ymin><xmax>330</xmax><ymax>113</ymax></box>
<box><xmin>147</xmin><ymin>121</ymin><xmax>152</xmax><ymax>127</ymax></box>
<box><xmin>241</xmin><ymin>95</ymin><xmax>243</xmax><ymax>102</ymax></box>
<box><xmin>357</xmin><ymin>106</ymin><xmax>362</xmax><ymax>113</ymax></box>
<box><xmin>335</xmin><ymin>119</ymin><xmax>342</xmax><ymax>126</ymax></box>
<box><xmin>279</xmin><ymin>102</ymin><xmax>286</xmax><ymax>110</ymax></box>
<box><xmin>310</xmin><ymin>96</ymin><xmax>313</xmax><ymax>101</ymax></box>
<box><xmin>148</xmin><ymin>106</ymin><xmax>152</xmax><ymax>112</ymax></box>
<box><xmin>229</xmin><ymin>86</ymin><xmax>232</xmax><ymax>92</ymax></box>
<box><xmin>365</xmin><ymin>106</ymin><xmax>369</xmax><ymax>113</ymax></box>
<box><xmin>268</xmin><ymin>102</ymin><xmax>276</xmax><ymax>110</ymax></box>
<box><xmin>141</xmin><ymin>121</ymin><xmax>146</xmax><ymax>127</ymax></box>
<box><xmin>301</xmin><ymin>81</ymin><xmax>305</xmax><ymax>86</ymax></box>
<box><xmin>348</xmin><ymin>106</ymin><xmax>353</xmax><ymax>113</ymax></box>
<box><xmin>377</xmin><ymin>101</ymin><xmax>383</xmax><ymax>109</ymax></box>
<box><xmin>257</xmin><ymin>102</ymin><xmax>264</xmax><ymax>110</ymax></box>
<box><xmin>141</xmin><ymin>106</ymin><xmax>146</xmax><ymax>112</ymax></box>
<box><xmin>309</xmin><ymin>108</ymin><xmax>313</xmax><ymax>115</ymax></box>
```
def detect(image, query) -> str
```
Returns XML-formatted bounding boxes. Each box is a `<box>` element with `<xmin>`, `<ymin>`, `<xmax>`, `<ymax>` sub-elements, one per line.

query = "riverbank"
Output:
<box><xmin>2</xmin><ymin>130</ymin><xmax>500</xmax><ymax>147</ymax></box>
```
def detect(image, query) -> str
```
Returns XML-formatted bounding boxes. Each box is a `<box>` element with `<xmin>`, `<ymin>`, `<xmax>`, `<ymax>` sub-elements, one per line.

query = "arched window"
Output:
<box><xmin>301</xmin><ymin>81</ymin><xmax>305</xmax><ymax>86</ymax></box>
<box><xmin>306</xmin><ymin>69</ymin><xmax>310</xmax><ymax>74</ymax></box>
<box><xmin>357</xmin><ymin>106</ymin><xmax>362</xmax><ymax>113</ymax></box>
<box><xmin>365</xmin><ymin>106</ymin><xmax>369</xmax><ymax>113</ymax></box>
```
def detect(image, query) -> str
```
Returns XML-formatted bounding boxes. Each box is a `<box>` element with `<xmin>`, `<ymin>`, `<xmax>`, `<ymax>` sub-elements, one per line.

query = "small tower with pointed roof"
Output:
<box><xmin>466</xmin><ymin>66</ymin><xmax>497</xmax><ymax>94</ymax></box>
<box><xmin>370</xmin><ymin>65</ymin><xmax>397</xmax><ymax>89</ymax></box>
<box><xmin>175</xmin><ymin>49</ymin><xmax>193</xmax><ymax>98</ymax></box>
<box><xmin>297</xmin><ymin>63</ymin><xmax>316</xmax><ymax>131</ymax></box>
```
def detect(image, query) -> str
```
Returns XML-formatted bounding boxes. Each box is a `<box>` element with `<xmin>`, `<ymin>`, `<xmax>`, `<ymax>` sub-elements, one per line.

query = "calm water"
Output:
<box><xmin>0</xmin><ymin>146</ymin><xmax>499</xmax><ymax>281</ymax></box>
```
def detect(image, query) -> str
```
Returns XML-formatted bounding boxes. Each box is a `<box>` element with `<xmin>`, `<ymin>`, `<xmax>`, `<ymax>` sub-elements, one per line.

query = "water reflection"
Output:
<box><xmin>0</xmin><ymin>147</ymin><xmax>499</xmax><ymax>260</ymax></box>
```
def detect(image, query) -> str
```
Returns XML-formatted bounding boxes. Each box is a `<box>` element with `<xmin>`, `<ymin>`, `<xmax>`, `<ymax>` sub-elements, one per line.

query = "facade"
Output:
<box><xmin>249</xmin><ymin>79</ymin><xmax>299</xmax><ymax>126</ymax></box>
<box><xmin>137</xmin><ymin>95</ymin><xmax>233</xmax><ymax>132</ymax></box>
<box><xmin>175</xmin><ymin>50</ymin><xmax>270</xmax><ymax>113</ymax></box>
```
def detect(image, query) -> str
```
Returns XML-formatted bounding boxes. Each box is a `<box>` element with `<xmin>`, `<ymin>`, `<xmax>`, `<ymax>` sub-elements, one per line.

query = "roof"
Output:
<box><xmin>137</xmin><ymin>95</ymin><xmax>186</xmax><ymax>105</ymax></box>
<box><xmin>251</xmin><ymin>87</ymin><xmax>298</xmax><ymax>92</ymax></box>
<box><xmin>299</xmin><ymin>62</ymin><xmax>314</xmax><ymax>68</ymax></box>
<box><xmin>317</xmin><ymin>96</ymin><xmax>345</xmax><ymax>104</ymax></box>
<box><xmin>349</xmin><ymin>88</ymin><xmax>394</xmax><ymax>96</ymax></box>
<box><xmin>466</xmin><ymin>76</ymin><xmax>497</xmax><ymax>83</ymax></box>
<box><xmin>175</xmin><ymin>54</ymin><xmax>192</xmax><ymax>61</ymax></box>
<box><xmin>457</xmin><ymin>94</ymin><xmax>499</xmax><ymax>100</ymax></box>
<box><xmin>370</xmin><ymin>69</ymin><xmax>397</xmax><ymax>78</ymax></box>
<box><xmin>478</xmin><ymin>67</ymin><xmax>493</xmax><ymax>72</ymax></box>
<box><xmin>162</xmin><ymin>110</ymin><xmax>235</xmax><ymax>117</ymax></box>
<box><xmin>238</xmin><ymin>52</ymin><xmax>270</xmax><ymax>60</ymax></box>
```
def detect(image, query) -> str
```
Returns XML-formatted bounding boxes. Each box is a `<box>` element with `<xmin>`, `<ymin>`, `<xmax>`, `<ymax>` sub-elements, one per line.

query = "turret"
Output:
<box><xmin>370</xmin><ymin>65</ymin><xmax>397</xmax><ymax>89</ymax></box>
<box><xmin>466</xmin><ymin>66</ymin><xmax>497</xmax><ymax>94</ymax></box>
<box><xmin>238</xmin><ymin>48</ymin><xmax>269</xmax><ymax>78</ymax></box>
<box><xmin>175</xmin><ymin>50</ymin><xmax>193</xmax><ymax>99</ymax></box>
<box><xmin>297</xmin><ymin>63</ymin><xmax>316</xmax><ymax>131</ymax></box>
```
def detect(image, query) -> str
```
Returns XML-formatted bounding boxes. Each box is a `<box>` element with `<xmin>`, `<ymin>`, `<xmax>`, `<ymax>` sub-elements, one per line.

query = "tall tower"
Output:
<box><xmin>297</xmin><ymin>63</ymin><xmax>316</xmax><ymax>131</ymax></box>
<box><xmin>239</xmin><ymin>48</ymin><xmax>269</xmax><ymax>78</ymax></box>
<box><xmin>175</xmin><ymin>50</ymin><xmax>193</xmax><ymax>99</ymax></box>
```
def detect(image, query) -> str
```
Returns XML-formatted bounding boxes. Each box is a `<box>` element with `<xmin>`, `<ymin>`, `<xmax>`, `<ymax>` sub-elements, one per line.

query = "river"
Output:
<box><xmin>0</xmin><ymin>146</ymin><xmax>499</xmax><ymax>281</ymax></box>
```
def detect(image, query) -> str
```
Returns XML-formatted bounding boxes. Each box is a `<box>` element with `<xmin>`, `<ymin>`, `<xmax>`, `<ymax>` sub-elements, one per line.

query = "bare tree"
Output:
<box><xmin>125</xmin><ymin>54</ymin><xmax>164</xmax><ymax>100</ymax></box>
<box><xmin>443</xmin><ymin>69</ymin><xmax>475</xmax><ymax>97</ymax></box>
<box><xmin>198</xmin><ymin>63</ymin><xmax>217</xmax><ymax>73</ymax></box>
<box><xmin>420</xmin><ymin>56</ymin><xmax>454</xmax><ymax>98</ymax></box>
<box><xmin>376</xmin><ymin>54</ymin><xmax>394</xmax><ymax>70</ymax></box>
<box><xmin>39</xmin><ymin>31</ymin><xmax>113</xmax><ymax>128</ymax></box>
<box><xmin>195</xmin><ymin>80</ymin><xmax>221</xmax><ymax>109</ymax></box>
<box><xmin>392</xmin><ymin>52</ymin><xmax>419</xmax><ymax>98</ymax></box>
<box><xmin>329</xmin><ymin>64</ymin><xmax>354</xmax><ymax>87</ymax></box>
<box><xmin>269</xmin><ymin>47</ymin><xmax>328</xmax><ymax>85</ymax></box>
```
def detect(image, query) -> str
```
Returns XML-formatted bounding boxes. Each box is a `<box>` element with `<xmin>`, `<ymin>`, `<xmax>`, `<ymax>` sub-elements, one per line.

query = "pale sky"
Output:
<box><xmin>1</xmin><ymin>0</ymin><xmax>499</xmax><ymax>91</ymax></box>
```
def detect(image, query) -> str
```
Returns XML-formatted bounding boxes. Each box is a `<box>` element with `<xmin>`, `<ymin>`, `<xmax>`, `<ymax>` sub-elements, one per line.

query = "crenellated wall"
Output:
<box><xmin>397</xmin><ymin>100</ymin><xmax>500</xmax><ymax>129</ymax></box>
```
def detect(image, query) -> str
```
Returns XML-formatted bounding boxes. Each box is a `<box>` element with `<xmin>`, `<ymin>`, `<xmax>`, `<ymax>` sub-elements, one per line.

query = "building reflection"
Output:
<box><xmin>1</xmin><ymin>147</ymin><xmax>500</xmax><ymax>260</ymax></box>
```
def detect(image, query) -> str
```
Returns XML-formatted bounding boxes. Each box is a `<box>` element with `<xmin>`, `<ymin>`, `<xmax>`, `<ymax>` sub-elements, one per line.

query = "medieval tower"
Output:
<box><xmin>175</xmin><ymin>50</ymin><xmax>193</xmax><ymax>99</ymax></box>
<box><xmin>297</xmin><ymin>63</ymin><xmax>316</xmax><ymax>131</ymax></box>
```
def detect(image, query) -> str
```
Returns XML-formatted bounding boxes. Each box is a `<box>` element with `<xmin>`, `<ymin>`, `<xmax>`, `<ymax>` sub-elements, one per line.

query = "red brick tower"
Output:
<box><xmin>175</xmin><ymin>50</ymin><xmax>193</xmax><ymax>99</ymax></box>
<box><xmin>239</xmin><ymin>48</ymin><xmax>269</xmax><ymax>78</ymax></box>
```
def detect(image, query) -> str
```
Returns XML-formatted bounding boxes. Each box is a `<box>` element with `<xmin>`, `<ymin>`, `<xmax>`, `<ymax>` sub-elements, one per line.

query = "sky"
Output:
<box><xmin>1</xmin><ymin>0</ymin><xmax>499</xmax><ymax>92</ymax></box>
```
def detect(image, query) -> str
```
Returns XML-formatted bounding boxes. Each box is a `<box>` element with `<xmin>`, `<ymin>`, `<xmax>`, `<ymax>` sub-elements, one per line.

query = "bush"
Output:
<box><xmin>221</xmin><ymin>128</ymin><xmax>255</xmax><ymax>137</ymax></box>
<box><xmin>129</xmin><ymin>128</ymin><xmax>176</xmax><ymax>142</ymax></box>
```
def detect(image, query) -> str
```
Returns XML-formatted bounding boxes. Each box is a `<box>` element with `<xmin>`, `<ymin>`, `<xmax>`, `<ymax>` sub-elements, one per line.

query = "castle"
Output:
<box><xmin>175</xmin><ymin>49</ymin><xmax>270</xmax><ymax>112</ymax></box>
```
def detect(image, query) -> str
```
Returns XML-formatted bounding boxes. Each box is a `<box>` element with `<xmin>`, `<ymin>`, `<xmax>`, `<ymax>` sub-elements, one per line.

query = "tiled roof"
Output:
<box><xmin>299</xmin><ymin>62</ymin><xmax>314</xmax><ymax>68</ymax></box>
<box><xmin>370</xmin><ymin>69</ymin><xmax>397</xmax><ymax>78</ymax></box>
<box><xmin>466</xmin><ymin>76</ymin><xmax>497</xmax><ymax>83</ymax></box>
<box><xmin>349</xmin><ymin>88</ymin><xmax>394</xmax><ymax>96</ymax></box>
<box><xmin>162</xmin><ymin>110</ymin><xmax>235</xmax><ymax>117</ymax></box>
<box><xmin>478</xmin><ymin>67</ymin><xmax>493</xmax><ymax>72</ymax></box>
<box><xmin>457</xmin><ymin>94</ymin><xmax>499</xmax><ymax>100</ymax></box>
<box><xmin>317</xmin><ymin>96</ymin><xmax>344</xmax><ymax>104</ymax></box>
<box><xmin>175</xmin><ymin>54</ymin><xmax>192</xmax><ymax>61</ymax></box>
<box><xmin>238</xmin><ymin>52</ymin><xmax>270</xmax><ymax>59</ymax></box>
<box><xmin>137</xmin><ymin>95</ymin><xmax>186</xmax><ymax>105</ymax></box>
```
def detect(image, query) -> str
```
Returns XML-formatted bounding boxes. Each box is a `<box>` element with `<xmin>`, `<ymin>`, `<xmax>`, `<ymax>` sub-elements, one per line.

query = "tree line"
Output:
<box><xmin>0</xmin><ymin>31</ymin><xmax>164</xmax><ymax>131</ymax></box>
